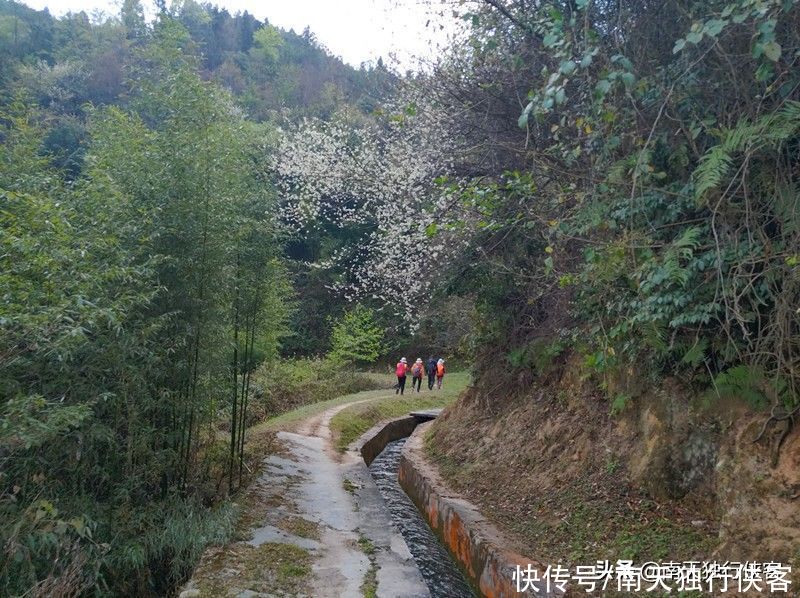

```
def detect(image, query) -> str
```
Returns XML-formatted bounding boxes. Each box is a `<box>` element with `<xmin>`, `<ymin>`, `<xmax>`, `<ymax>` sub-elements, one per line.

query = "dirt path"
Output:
<box><xmin>294</xmin><ymin>397</ymin><xmax>373</xmax><ymax>458</ymax></box>
<box><xmin>182</xmin><ymin>393</ymin><xmax>428</xmax><ymax>597</ymax></box>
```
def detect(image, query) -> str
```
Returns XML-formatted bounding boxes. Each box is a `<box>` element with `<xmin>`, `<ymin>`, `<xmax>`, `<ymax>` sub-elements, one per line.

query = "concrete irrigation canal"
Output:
<box><xmin>368</xmin><ymin>436</ymin><xmax>475</xmax><ymax>597</ymax></box>
<box><xmin>183</xmin><ymin>396</ymin><xmax>541</xmax><ymax>597</ymax></box>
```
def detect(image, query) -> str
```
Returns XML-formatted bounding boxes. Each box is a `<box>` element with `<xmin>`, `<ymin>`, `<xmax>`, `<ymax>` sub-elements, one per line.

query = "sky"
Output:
<box><xmin>19</xmin><ymin>0</ymin><xmax>459</xmax><ymax>70</ymax></box>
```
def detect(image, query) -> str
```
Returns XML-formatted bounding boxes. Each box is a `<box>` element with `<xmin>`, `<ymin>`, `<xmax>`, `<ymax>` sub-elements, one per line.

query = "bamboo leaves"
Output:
<box><xmin>2</xmin><ymin>22</ymin><xmax>290</xmax><ymax>594</ymax></box>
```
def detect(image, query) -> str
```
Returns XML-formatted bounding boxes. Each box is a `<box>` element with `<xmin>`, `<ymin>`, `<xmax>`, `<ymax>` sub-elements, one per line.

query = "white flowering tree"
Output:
<box><xmin>273</xmin><ymin>92</ymin><xmax>473</xmax><ymax>323</ymax></box>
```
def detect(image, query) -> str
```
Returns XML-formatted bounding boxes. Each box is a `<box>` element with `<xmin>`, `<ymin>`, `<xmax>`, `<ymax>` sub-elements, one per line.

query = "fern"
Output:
<box><xmin>642</xmin><ymin>323</ymin><xmax>668</xmax><ymax>354</ymax></box>
<box><xmin>694</xmin><ymin>101</ymin><xmax>800</xmax><ymax>203</ymax></box>
<box><xmin>673</xmin><ymin>226</ymin><xmax>702</xmax><ymax>254</ymax></box>
<box><xmin>764</xmin><ymin>100</ymin><xmax>800</xmax><ymax>143</ymax></box>
<box><xmin>693</xmin><ymin>143</ymin><xmax>736</xmax><ymax>202</ymax></box>
<box><xmin>660</xmin><ymin>226</ymin><xmax>703</xmax><ymax>286</ymax></box>
<box><xmin>773</xmin><ymin>181</ymin><xmax>800</xmax><ymax>236</ymax></box>
<box><xmin>712</xmin><ymin>365</ymin><xmax>769</xmax><ymax>410</ymax></box>
<box><xmin>681</xmin><ymin>337</ymin><xmax>708</xmax><ymax>368</ymax></box>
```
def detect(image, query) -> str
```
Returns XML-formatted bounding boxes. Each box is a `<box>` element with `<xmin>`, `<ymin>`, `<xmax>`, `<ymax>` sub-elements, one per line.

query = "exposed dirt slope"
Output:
<box><xmin>426</xmin><ymin>355</ymin><xmax>800</xmax><ymax>582</ymax></box>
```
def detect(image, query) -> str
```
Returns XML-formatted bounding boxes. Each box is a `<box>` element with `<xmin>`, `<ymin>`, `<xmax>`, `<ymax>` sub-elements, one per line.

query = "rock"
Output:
<box><xmin>179</xmin><ymin>590</ymin><xmax>200</xmax><ymax>598</ymax></box>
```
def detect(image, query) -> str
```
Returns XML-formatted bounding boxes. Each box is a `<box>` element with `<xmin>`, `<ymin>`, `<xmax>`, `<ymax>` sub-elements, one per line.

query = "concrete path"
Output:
<box><xmin>183</xmin><ymin>399</ymin><xmax>428</xmax><ymax>597</ymax></box>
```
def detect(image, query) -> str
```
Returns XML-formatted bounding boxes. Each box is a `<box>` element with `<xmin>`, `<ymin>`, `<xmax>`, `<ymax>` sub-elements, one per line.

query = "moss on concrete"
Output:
<box><xmin>277</xmin><ymin>515</ymin><xmax>320</xmax><ymax>541</ymax></box>
<box><xmin>342</xmin><ymin>477</ymin><xmax>358</xmax><ymax>494</ymax></box>
<box><xmin>191</xmin><ymin>542</ymin><xmax>311</xmax><ymax>596</ymax></box>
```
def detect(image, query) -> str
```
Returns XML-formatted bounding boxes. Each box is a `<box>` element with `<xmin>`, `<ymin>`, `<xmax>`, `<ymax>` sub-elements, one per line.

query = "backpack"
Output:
<box><xmin>412</xmin><ymin>364</ymin><xmax>423</xmax><ymax>376</ymax></box>
<box><xmin>396</xmin><ymin>362</ymin><xmax>406</xmax><ymax>376</ymax></box>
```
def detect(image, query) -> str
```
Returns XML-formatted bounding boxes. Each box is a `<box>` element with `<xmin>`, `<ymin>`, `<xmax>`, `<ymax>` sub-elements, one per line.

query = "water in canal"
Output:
<box><xmin>369</xmin><ymin>438</ymin><xmax>476</xmax><ymax>597</ymax></box>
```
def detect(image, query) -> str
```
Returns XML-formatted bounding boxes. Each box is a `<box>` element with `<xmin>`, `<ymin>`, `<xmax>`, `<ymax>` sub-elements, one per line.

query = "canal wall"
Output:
<box><xmin>398</xmin><ymin>422</ymin><xmax>559</xmax><ymax>597</ymax></box>
<box><xmin>357</xmin><ymin>416</ymin><xmax>561</xmax><ymax>597</ymax></box>
<box><xmin>357</xmin><ymin>415</ymin><xmax>418</xmax><ymax>466</ymax></box>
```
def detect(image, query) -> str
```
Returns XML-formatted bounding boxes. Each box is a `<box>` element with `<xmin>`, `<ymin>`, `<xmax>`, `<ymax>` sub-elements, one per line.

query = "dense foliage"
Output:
<box><xmin>328</xmin><ymin>305</ymin><xmax>386</xmax><ymax>365</ymax></box>
<box><xmin>0</xmin><ymin>2</ymin><xmax>359</xmax><ymax>593</ymax></box>
<box><xmin>282</xmin><ymin>0</ymin><xmax>800</xmax><ymax>412</ymax></box>
<box><xmin>0</xmin><ymin>0</ymin><xmax>396</xmax><ymax>358</ymax></box>
<box><xmin>250</xmin><ymin>358</ymin><xmax>387</xmax><ymax>420</ymax></box>
<box><xmin>447</xmin><ymin>0</ymin><xmax>800</xmax><ymax>412</ymax></box>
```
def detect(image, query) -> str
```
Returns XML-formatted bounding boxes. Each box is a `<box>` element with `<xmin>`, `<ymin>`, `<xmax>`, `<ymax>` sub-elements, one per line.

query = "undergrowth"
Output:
<box><xmin>248</xmin><ymin>358</ymin><xmax>392</xmax><ymax>424</ymax></box>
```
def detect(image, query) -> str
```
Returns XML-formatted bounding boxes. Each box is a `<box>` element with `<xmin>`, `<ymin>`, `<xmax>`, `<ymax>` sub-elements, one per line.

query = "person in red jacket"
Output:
<box><xmin>395</xmin><ymin>357</ymin><xmax>408</xmax><ymax>395</ymax></box>
<box><xmin>410</xmin><ymin>358</ymin><xmax>424</xmax><ymax>392</ymax></box>
<box><xmin>436</xmin><ymin>358</ymin><xmax>446</xmax><ymax>389</ymax></box>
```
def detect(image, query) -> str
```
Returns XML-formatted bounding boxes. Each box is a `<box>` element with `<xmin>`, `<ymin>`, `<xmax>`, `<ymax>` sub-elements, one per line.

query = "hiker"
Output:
<box><xmin>436</xmin><ymin>358</ymin><xmax>446</xmax><ymax>389</ymax></box>
<box><xmin>426</xmin><ymin>356</ymin><xmax>437</xmax><ymax>390</ymax></box>
<box><xmin>411</xmin><ymin>358</ymin><xmax>424</xmax><ymax>392</ymax></box>
<box><xmin>395</xmin><ymin>357</ymin><xmax>408</xmax><ymax>395</ymax></box>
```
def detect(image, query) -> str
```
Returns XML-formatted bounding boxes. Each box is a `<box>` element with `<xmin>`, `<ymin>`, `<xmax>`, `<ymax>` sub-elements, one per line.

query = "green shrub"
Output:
<box><xmin>249</xmin><ymin>358</ymin><xmax>389</xmax><ymax>421</ymax></box>
<box><xmin>328</xmin><ymin>305</ymin><xmax>385</xmax><ymax>365</ymax></box>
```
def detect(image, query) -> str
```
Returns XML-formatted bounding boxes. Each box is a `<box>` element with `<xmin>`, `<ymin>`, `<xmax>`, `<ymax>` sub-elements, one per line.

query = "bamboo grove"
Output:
<box><xmin>1</xmin><ymin>19</ymin><xmax>289</xmax><ymax>595</ymax></box>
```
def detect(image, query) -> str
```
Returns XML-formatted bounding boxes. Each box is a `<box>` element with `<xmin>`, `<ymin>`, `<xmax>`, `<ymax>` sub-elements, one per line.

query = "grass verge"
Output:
<box><xmin>329</xmin><ymin>372</ymin><xmax>469</xmax><ymax>452</ymax></box>
<box><xmin>248</xmin><ymin>359</ymin><xmax>394</xmax><ymax>424</ymax></box>
<box><xmin>356</xmin><ymin>532</ymin><xmax>379</xmax><ymax>598</ymax></box>
<box><xmin>247</xmin><ymin>379</ymin><xmax>396</xmax><ymax>435</ymax></box>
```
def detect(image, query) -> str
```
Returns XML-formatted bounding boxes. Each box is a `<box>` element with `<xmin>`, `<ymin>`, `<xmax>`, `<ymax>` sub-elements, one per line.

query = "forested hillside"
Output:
<box><xmin>0</xmin><ymin>0</ymin><xmax>404</xmax><ymax>356</ymax></box>
<box><xmin>2</xmin><ymin>0</ymin><xmax>800</xmax><ymax>594</ymax></box>
<box><xmin>0</xmin><ymin>1</ymin><xmax>399</xmax><ymax>594</ymax></box>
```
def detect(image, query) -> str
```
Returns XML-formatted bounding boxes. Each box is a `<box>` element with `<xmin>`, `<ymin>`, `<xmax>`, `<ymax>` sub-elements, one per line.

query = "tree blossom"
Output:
<box><xmin>272</xmin><ymin>92</ymin><xmax>475</xmax><ymax>322</ymax></box>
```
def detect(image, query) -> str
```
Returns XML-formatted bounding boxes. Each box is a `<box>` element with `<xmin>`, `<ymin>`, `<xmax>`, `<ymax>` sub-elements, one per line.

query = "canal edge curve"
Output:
<box><xmin>398</xmin><ymin>421</ymin><xmax>564</xmax><ymax>598</ymax></box>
